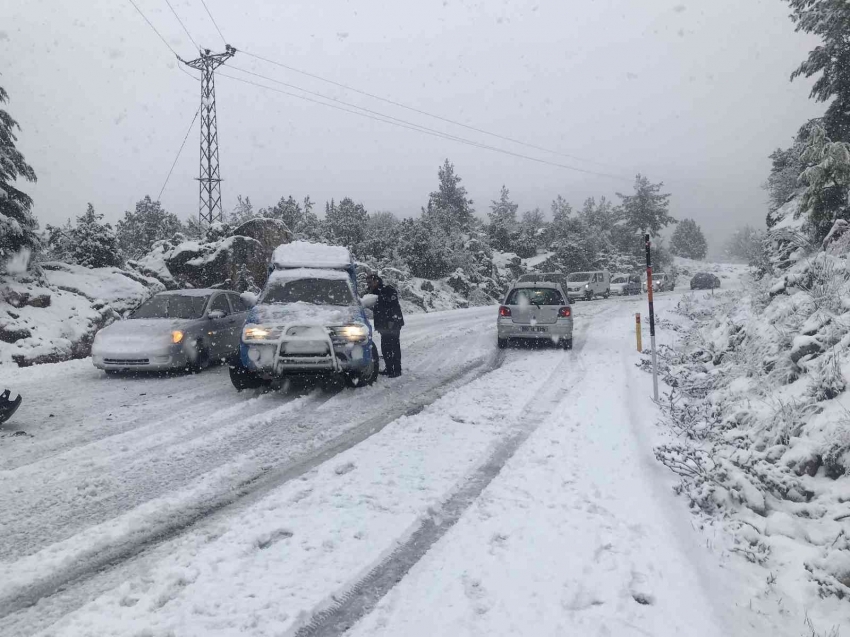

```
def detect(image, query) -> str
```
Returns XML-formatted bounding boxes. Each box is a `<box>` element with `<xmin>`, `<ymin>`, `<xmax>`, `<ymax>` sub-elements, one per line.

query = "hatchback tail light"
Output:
<box><xmin>558</xmin><ymin>306</ymin><xmax>571</xmax><ymax>318</ymax></box>
<box><xmin>499</xmin><ymin>306</ymin><xmax>511</xmax><ymax>317</ymax></box>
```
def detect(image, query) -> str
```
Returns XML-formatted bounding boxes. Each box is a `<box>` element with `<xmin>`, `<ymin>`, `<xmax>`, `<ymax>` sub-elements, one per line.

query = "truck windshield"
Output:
<box><xmin>262</xmin><ymin>278</ymin><xmax>354</xmax><ymax>306</ymax></box>
<box><xmin>131</xmin><ymin>295</ymin><xmax>209</xmax><ymax>319</ymax></box>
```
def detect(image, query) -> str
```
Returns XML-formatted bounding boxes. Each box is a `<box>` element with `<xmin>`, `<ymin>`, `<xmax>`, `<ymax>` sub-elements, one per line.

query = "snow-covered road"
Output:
<box><xmin>0</xmin><ymin>294</ymin><xmax>743</xmax><ymax>636</ymax></box>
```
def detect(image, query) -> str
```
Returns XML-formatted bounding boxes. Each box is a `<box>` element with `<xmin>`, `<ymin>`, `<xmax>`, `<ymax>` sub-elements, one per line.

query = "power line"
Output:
<box><xmin>217</xmin><ymin>70</ymin><xmax>630</xmax><ymax>180</ymax></box>
<box><xmin>199</xmin><ymin>0</ymin><xmax>227</xmax><ymax>46</ymax></box>
<box><xmin>240</xmin><ymin>49</ymin><xmax>624</xmax><ymax>172</ymax></box>
<box><xmin>164</xmin><ymin>0</ymin><xmax>199</xmax><ymax>51</ymax></box>
<box><xmin>126</xmin><ymin>0</ymin><xmax>177</xmax><ymax>56</ymax></box>
<box><xmin>158</xmin><ymin>105</ymin><xmax>201</xmax><ymax>200</ymax></box>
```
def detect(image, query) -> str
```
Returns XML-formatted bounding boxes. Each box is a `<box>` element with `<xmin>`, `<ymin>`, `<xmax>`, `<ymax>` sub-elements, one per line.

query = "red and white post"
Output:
<box><xmin>645</xmin><ymin>233</ymin><xmax>659</xmax><ymax>401</ymax></box>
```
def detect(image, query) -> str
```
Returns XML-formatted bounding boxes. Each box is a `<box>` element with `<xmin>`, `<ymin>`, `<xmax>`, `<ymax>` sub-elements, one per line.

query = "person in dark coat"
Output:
<box><xmin>366</xmin><ymin>273</ymin><xmax>404</xmax><ymax>377</ymax></box>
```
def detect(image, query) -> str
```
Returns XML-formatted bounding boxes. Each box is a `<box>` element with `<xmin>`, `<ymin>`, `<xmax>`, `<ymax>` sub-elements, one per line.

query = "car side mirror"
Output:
<box><xmin>208</xmin><ymin>310</ymin><xmax>226</xmax><ymax>320</ymax></box>
<box><xmin>361</xmin><ymin>294</ymin><xmax>378</xmax><ymax>309</ymax></box>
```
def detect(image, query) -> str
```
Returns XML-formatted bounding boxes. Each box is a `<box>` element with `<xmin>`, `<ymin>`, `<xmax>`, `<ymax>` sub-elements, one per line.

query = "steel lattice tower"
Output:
<box><xmin>180</xmin><ymin>46</ymin><xmax>236</xmax><ymax>227</ymax></box>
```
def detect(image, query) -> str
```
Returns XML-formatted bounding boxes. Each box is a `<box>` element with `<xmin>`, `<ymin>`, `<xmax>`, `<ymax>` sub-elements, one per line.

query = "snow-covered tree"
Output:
<box><xmin>264</xmin><ymin>195</ymin><xmax>303</xmax><ymax>233</ymax></box>
<box><xmin>116</xmin><ymin>196</ymin><xmax>184</xmax><ymax>259</ymax></box>
<box><xmin>43</xmin><ymin>220</ymin><xmax>74</xmax><ymax>262</ymax></box>
<box><xmin>487</xmin><ymin>185</ymin><xmax>518</xmax><ymax>252</ymax></box>
<box><xmin>234</xmin><ymin>263</ymin><xmax>259</xmax><ymax>294</ymax></box>
<box><xmin>228</xmin><ymin>194</ymin><xmax>255</xmax><ymax>226</ymax></box>
<box><xmin>787</xmin><ymin>0</ymin><xmax>850</xmax><ymax>142</ymax></box>
<box><xmin>797</xmin><ymin>121</ymin><xmax>850</xmax><ymax>239</ymax></box>
<box><xmin>397</xmin><ymin>217</ymin><xmax>454</xmax><ymax>279</ymax></box>
<box><xmin>424</xmin><ymin>159</ymin><xmax>474</xmax><ymax>233</ymax></box>
<box><xmin>670</xmin><ymin>218</ymin><xmax>708</xmax><ymax>260</ymax></box>
<box><xmin>725</xmin><ymin>225</ymin><xmax>766</xmax><ymax>264</ymax></box>
<box><xmin>616</xmin><ymin>174</ymin><xmax>675</xmax><ymax>238</ymax></box>
<box><xmin>325</xmin><ymin>197</ymin><xmax>368</xmax><ymax>248</ymax></box>
<box><xmin>0</xmin><ymin>85</ymin><xmax>39</xmax><ymax>271</ymax></box>
<box><xmin>358</xmin><ymin>211</ymin><xmax>401</xmax><ymax>262</ymax></box>
<box><xmin>69</xmin><ymin>203</ymin><xmax>122</xmax><ymax>268</ymax></box>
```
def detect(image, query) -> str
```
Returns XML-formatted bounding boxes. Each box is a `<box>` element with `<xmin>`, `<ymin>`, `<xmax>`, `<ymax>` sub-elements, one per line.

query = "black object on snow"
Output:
<box><xmin>0</xmin><ymin>389</ymin><xmax>22</xmax><ymax>424</ymax></box>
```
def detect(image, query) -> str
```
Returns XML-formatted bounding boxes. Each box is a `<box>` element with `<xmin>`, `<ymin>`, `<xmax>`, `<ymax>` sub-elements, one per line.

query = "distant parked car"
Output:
<box><xmin>690</xmin><ymin>272</ymin><xmax>721</xmax><ymax>290</ymax></box>
<box><xmin>642</xmin><ymin>272</ymin><xmax>675</xmax><ymax>293</ymax></box>
<box><xmin>92</xmin><ymin>289</ymin><xmax>248</xmax><ymax>372</ymax></box>
<box><xmin>610</xmin><ymin>274</ymin><xmax>641</xmax><ymax>296</ymax></box>
<box><xmin>565</xmin><ymin>270</ymin><xmax>610</xmax><ymax>300</ymax></box>
<box><xmin>497</xmin><ymin>281</ymin><xmax>573</xmax><ymax>350</ymax></box>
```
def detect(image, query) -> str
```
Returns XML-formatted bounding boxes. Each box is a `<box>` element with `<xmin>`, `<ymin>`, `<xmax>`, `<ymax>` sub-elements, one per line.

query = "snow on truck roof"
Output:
<box><xmin>272</xmin><ymin>241</ymin><xmax>352</xmax><ymax>270</ymax></box>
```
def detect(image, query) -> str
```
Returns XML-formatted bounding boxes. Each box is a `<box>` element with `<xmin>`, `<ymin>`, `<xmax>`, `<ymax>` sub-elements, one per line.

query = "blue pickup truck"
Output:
<box><xmin>229</xmin><ymin>242</ymin><xmax>379</xmax><ymax>390</ymax></box>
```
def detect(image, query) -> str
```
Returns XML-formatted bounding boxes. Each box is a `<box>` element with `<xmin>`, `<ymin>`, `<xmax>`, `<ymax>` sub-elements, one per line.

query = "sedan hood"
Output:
<box><xmin>93</xmin><ymin>318</ymin><xmax>186</xmax><ymax>356</ymax></box>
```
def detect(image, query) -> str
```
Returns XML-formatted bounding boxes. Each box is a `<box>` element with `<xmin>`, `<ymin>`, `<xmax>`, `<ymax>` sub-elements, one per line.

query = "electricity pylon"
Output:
<box><xmin>179</xmin><ymin>45</ymin><xmax>236</xmax><ymax>227</ymax></box>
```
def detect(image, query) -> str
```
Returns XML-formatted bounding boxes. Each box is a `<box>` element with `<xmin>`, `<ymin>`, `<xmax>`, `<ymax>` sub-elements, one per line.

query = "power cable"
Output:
<box><xmin>158</xmin><ymin>105</ymin><xmax>201</xmax><ymax>200</ymax></box>
<box><xmin>164</xmin><ymin>0</ymin><xmax>199</xmax><ymax>51</ymax></box>
<box><xmin>217</xmin><ymin>70</ymin><xmax>629</xmax><ymax>180</ymax></box>
<box><xmin>240</xmin><ymin>49</ymin><xmax>624</xmax><ymax>172</ymax></box>
<box><xmin>126</xmin><ymin>0</ymin><xmax>177</xmax><ymax>56</ymax></box>
<box><xmin>199</xmin><ymin>0</ymin><xmax>227</xmax><ymax>46</ymax></box>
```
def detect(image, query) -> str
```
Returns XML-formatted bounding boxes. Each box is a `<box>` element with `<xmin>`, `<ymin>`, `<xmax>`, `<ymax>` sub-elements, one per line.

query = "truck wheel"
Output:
<box><xmin>345</xmin><ymin>343</ymin><xmax>380</xmax><ymax>388</ymax></box>
<box><xmin>229</xmin><ymin>362</ymin><xmax>263</xmax><ymax>391</ymax></box>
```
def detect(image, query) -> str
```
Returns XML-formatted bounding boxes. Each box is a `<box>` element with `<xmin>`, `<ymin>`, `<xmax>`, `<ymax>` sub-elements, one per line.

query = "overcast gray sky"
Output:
<box><xmin>0</xmin><ymin>0</ymin><xmax>824</xmax><ymax>251</ymax></box>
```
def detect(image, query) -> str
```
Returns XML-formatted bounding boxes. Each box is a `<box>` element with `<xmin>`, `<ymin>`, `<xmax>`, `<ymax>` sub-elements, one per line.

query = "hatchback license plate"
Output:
<box><xmin>521</xmin><ymin>326</ymin><xmax>547</xmax><ymax>333</ymax></box>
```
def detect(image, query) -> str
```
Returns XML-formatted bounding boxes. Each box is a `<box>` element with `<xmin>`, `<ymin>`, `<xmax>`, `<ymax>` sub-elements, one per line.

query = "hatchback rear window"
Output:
<box><xmin>505</xmin><ymin>288</ymin><xmax>565</xmax><ymax>306</ymax></box>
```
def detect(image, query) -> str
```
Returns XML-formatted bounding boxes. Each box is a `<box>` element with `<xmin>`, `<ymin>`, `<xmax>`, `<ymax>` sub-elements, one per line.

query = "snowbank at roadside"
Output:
<box><xmin>0</xmin><ymin>264</ymin><xmax>162</xmax><ymax>367</ymax></box>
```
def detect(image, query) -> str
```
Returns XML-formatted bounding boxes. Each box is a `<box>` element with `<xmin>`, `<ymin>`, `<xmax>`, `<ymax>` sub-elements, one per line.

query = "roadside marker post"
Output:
<box><xmin>645</xmin><ymin>234</ymin><xmax>659</xmax><ymax>402</ymax></box>
<box><xmin>635</xmin><ymin>313</ymin><xmax>642</xmax><ymax>352</ymax></box>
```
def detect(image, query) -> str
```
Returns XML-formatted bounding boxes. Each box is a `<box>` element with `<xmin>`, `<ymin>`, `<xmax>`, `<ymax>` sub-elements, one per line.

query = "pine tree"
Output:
<box><xmin>69</xmin><ymin>203</ymin><xmax>122</xmax><ymax>268</ymax></box>
<box><xmin>359</xmin><ymin>211</ymin><xmax>401</xmax><ymax>262</ymax></box>
<box><xmin>116</xmin><ymin>195</ymin><xmax>184</xmax><ymax>259</ymax></box>
<box><xmin>229</xmin><ymin>194</ymin><xmax>255</xmax><ymax>226</ymax></box>
<box><xmin>325</xmin><ymin>197</ymin><xmax>368</xmax><ymax>248</ymax></box>
<box><xmin>487</xmin><ymin>185</ymin><xmax>518</xmax><ymax>252</ymax></box>
<box><xmin>0</xmin><ymin>85</ymin><xmax>39</xmax><ymax>271</ymax></box>
<box><xmin>787</xmin><ymin>0</ymin><xmax>850</xmax><ymax>141</ymax></box>
<box><xmin>616</xmin><ymin>174</ymin><xmax>675</xmax><ymax>238</ymax></box>
<box><xmin>265</xmin><ymin>195</ymin><xmax>303</xmax><ymax>233</ymax></box>
<box><xmin>797</xmin><ymin>121</ymin><xmax>850</xmax><ymax>239</ymax></box>
<box><xmin>43</xmin><ymin>220</ymin><xmax>74</xmax><ymax>262</ymax></box>
<box><xmin>670</xmin><ymin>218</ymin><xmax>708</xmax><ymax>260</ymax></box>
<box><xmin>424</xmin><ymin>159</ymin><xmax>474</xmax><ymax>233</ymax></box>
<box><xmin>725</xmin><ymin>226</ymin><xmax>765</xmax><ymax>264</ymax></box>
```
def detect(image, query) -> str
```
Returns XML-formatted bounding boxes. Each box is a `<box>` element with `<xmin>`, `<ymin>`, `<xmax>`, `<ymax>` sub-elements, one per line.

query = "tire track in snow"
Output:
<box><xmin>0</xmin><ymin>349</ymin><xmax>507</xmax><ymax>626</ymax></box>
<box><xmin>291</xmin><ymin>336</ymin><xmax>587</xmax><ymax>637</ymax></box>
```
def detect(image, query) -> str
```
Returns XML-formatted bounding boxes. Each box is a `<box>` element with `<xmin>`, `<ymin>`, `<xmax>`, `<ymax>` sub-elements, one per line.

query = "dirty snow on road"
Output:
<box><xmin>1</xmin><ymin>294</ymin><xmax>762</xmax><ymax>636</ymax></box>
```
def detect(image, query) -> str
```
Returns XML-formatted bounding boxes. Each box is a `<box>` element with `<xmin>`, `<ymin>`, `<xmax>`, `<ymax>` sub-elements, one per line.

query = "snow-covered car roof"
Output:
<box><xmin>272</xmin><ymin>241</ymin><xmax>352</xmax><ymax>270</ymax></box>
<box><xmin>510</xmin><ymin>280</ymin><xmax>563</xmax><ymax>289</ymax></box>
<box><xmin>156</xmin><ymin>289</ymin><xmax>218</xmax><ymax>297</ymax></box>
<box><xmin>267</xmin><ymin>268</ymin><xmax>353</xmax><ymax>283</ymax></box>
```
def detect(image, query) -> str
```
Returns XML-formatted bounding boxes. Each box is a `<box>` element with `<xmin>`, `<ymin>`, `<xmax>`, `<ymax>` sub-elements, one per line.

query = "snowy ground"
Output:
<box><xmin>0</xmin><ymin>279</ymin><xmax>809</xmax><ymax>636</ymax></box>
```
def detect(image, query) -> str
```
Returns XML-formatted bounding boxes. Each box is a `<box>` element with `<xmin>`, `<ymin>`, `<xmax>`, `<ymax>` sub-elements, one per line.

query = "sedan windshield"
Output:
<box><xmin>567</xmin><ymin>273</ymin><xmax>592</xmax><ymax>282</ymax></box>
<box><xmin>131</xmin><ymin>295</ymin><xmax>208</xmax><ymax>319</ymax></box>
<box><xmin>506</xmin><ymin>288</ymin><xmax>564</xmax><ymax>306</ymax></box>
<box><xmin>263</xmin><ymin>278</ymin><xmax>354</xmax><ymax>306</ymax></box>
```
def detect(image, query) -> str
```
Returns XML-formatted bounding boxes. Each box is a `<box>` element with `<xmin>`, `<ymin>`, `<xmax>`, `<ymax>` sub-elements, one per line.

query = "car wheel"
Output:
<box><xmin>497</xmin><ymin>337</ymin><xmax>508</xmax><ymax>349</ymax></box>
<box><xmin>345</xmin><ymin>343</ymin><xmax>380</xmax><ymax>387</ymax></box>
<box><xmin>229</xmin><ymin>361</ymin><xmax>263</xmax><ymax>391</ymax></box>
<box><xmin>190</xmin><ymin>340</ymin><xmax>210</xmax><ymax>373</ymax></box>
<box><xmin>585</xmin><ymin>292</ymin><xmax>592</xmax><ymax>301</ymax></box>
<box><xmin>562</xmin><ymin>338</ymin><xmax>573</xmax><ymax>350</ymax></box>
<box><xmin>603</xmin><ymin>290</ymin><xmax>610</xmax><ymax>299</ymax></box>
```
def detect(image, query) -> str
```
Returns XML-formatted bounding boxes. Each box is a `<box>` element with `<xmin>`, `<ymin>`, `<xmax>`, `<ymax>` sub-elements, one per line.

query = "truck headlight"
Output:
<box><xmin>330</xmin><ymin>324</ymin><xmax>368</xmax><ymax>342</ymax></box>
<box><xmin>243</xmin><ymin>326</ymin><xmax>282</xmax><ymax>341</ymax></box>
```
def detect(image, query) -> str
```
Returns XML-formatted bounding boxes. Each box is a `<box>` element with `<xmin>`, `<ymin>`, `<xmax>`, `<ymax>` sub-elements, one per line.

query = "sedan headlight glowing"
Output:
<box><xmin>330</xmin><ymin>324</ymin><xmax>369</xmax><ymax>342</ymax></box>
<box><xmin>243</xmin><ymin>325</ymin><xmax>282</xmax><ymax>341</ymax></box>
<box><xmin>171</xmin><ymin>330</ymin><xmax>184</xmax><ymax>344</ymax></box>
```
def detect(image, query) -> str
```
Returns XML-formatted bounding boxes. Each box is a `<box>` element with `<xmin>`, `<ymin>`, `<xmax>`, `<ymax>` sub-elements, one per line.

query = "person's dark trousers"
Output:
<box><xmin>379</xmin><ymin>330</ymin><xmax>402</xmax><ymax>376</ymax></box>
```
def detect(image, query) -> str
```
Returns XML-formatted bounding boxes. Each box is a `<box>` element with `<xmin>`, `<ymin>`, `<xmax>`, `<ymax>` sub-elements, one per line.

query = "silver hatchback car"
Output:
<box><xmin>497</xmin><ymin>281</ymin><xmax>573</xmax><ymax>349</ymax></box>
<box><xmin>92</xmin><ymin>289</ymin><xmax>248</xmax><ymax>372</ymax></box>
